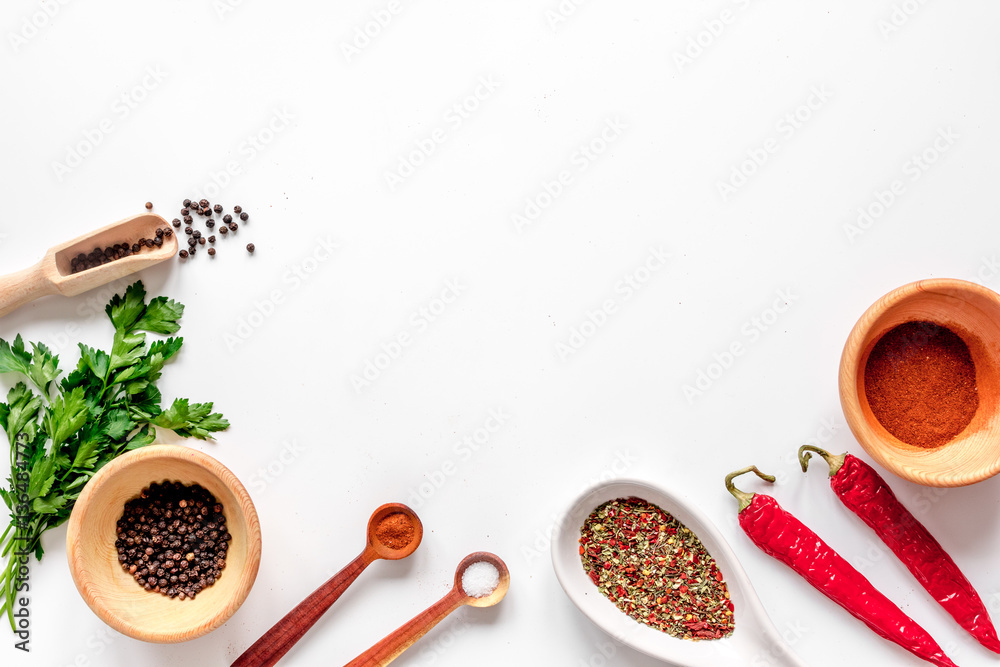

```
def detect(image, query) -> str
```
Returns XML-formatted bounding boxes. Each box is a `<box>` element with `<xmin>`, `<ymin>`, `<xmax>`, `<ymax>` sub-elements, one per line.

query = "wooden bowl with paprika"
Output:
<box><xmin>840</xmin><ymin>278</ymin><xmax>1000</xmax><ymax>487</ymax></box>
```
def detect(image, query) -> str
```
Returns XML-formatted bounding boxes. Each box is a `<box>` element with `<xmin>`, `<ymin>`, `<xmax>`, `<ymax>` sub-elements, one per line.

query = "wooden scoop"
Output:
<box><xmin>0</xmin><ymin>213</ymin><xmax>177</xmax><ymax>318</ymax></box>
<box><xmin>345</xmin><ymin>552</ymin><xmax>510</xmax><ymax>667</ymax></box>
<box><xmin>232</xmin><ymin>503</ymin><xmax>423</xmax><ymax>667</ymax></box>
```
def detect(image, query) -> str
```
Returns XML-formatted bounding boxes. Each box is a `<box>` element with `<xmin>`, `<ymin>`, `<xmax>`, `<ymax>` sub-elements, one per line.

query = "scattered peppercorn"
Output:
<box><xmin>246</xmin><ymin>243</ymin><xmax>255</xmax><ymax>254</ymax></box>
<box><xmin>181</xmin><ymin>208</ymin><xmax>189</xmax><ymax>216</ymax></box>
<box><xmin>233</xmin><ymin>205</ymin><xmax>242</xmax><ymax>214</ymax></box>
<box><xmin>219</xmin><ymin>226</ymin><xmax>228</xmax><ymax>235</ymax></box>
<box><xmin>145</xmin><ymin>202</ymin><xmax>153</xmax><ymax>210</ymax></box>
<box><xmin>213</xmin><ymin>204</ymin><xmax>223</xmax><ymax>214</ymax></box>
<box><xmin>179</xmin><ymin>250</ymin><xmax>189</xmax><ymax>259</ymax></box>
<box><xmin>183</xmin><ymin>215</ymin><xmax>193</xmax><ymax>224</ymax></box>
<box><xmin>193</xmin><ymin>230</ymin><xmax>201</xmax><ymax>239</ymax></box>
<box><xmin>239</xmin><ymin>212</ymin><xmax>248</xmax><ymax>221</ymax></box>
<box><xmin>198</xmin><ymin>237</ymin><xmax>206</xmax><ymax>245</ymax></box>
<box><xmin>183</xmin><ymin>198</ymin><xmax>192</xmax><ymax>207</ymax></box>
<box><xmin>187</xmin><ymin>238</ymin><xmax>196</xmax><ymax>248</ymax></box>
<box><xmin>208</xmin><ymin>248</ymin><xmax>216</xmax><ymax>256</ymax></box>
<box><xmin>228</xmin><ymin>223</ymin><xmax>238</xmax><ymax>232</ymax></box>
<box><xmin>116</xmin><ymin>481</ymin><xmax>230</xmax><ymax>600</ymax></box>
<box><xmin>199</xmin><ymin>199</ymin><xmax>209</xmax><ymax>208</ymax></box>
<box><xmin>208</xmin><ymin>236</ymin><xmax>216</xmax><ymax>243</ymax></box>
<box><xmin>172</xmin><ymin>218</ymin><xmax>181</xmax><ymax>228</ymax></box>
<box><xmin>223</xmin><ymin>214</ymin><xmax>232</xmax><ymax>224</ymax></box>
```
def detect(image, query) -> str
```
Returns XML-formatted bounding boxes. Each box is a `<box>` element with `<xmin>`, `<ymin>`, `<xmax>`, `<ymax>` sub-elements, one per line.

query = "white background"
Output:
<box><xmin>2</xmin><ymin>1</ymin><xmax>1000</xmax><ymax>666</ymax></box>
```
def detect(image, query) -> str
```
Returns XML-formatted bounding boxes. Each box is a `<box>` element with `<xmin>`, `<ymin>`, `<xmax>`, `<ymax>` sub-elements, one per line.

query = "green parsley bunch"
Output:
<box><xmin>0</xmin><ymin>281</ymin><xmax>228</xmax><ymax>631</ymax></box>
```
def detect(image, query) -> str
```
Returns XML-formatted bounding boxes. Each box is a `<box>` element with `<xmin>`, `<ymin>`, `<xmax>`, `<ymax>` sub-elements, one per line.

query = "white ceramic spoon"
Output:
<box><xmin>552</xmin><ymin>478</ymin><xmax>808</xmax><ymax>667</ymax></box>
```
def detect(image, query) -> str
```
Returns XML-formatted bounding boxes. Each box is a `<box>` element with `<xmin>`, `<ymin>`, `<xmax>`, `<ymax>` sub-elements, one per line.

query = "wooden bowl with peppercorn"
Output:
<box><xmin>840</xmin><ymin>278</ymin><xmax>1000</xmax><ymax>487</ymax></box>
<box><xmin>66</xmin><ymin>445</ymin><xmax>262</xmax><ymax>642</ymax></box>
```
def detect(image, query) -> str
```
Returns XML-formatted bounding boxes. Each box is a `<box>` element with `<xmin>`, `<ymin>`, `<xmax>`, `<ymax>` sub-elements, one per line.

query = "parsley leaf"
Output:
<box><xmin>0</xmin><ymin>280</ymin><xmax>229</xmax><ymax>632</ymax></box>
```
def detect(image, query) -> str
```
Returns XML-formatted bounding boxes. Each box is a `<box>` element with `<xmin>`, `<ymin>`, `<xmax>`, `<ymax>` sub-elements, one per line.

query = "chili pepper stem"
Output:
<box><xmin>798</xmin><ymin>445</ymin><xmax>846</xmax><ymax>476</ymax></box>
<box><xmin>725</xmin><ymin>466</ymin><xmax>776</xmax><ymax>513</ymax></box>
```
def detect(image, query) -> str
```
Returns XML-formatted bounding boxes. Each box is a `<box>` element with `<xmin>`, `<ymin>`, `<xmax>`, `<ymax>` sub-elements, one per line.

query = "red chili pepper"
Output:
<box><xmin>726</xmin><ymin>466</ymin><xmax>957</xmax><ymax>667</ymax></box>
<box><xmin>800</xmin><ymin>445</ymin><xmax>1000</xmax><ymax>653</ymax></box>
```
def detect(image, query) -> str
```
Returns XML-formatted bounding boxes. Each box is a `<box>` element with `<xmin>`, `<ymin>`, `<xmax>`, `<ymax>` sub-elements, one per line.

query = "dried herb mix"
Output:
<box><xmin>579</xmin><ymin>497</ymin><xmax>734</xmax><ymax>641</ymax></box>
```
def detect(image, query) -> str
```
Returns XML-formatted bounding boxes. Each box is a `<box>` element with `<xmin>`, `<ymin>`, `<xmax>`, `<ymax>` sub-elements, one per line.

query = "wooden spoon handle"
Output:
<box><xmin>345</xmin><ymin>588</ymin><xmax>467</xmax><ymax>667</ymax></box>
<box><xmin>232</xmin><ymin>550</ymin><xmax>375</xmax><ymax>667</ymax></box>
<box><xmin>0</xmin><ymin>262</ymin><xmax>55</xmax><ymax>318</ymax></box>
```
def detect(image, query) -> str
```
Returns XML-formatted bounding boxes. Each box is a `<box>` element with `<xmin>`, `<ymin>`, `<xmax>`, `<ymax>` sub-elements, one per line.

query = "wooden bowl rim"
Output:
<box><xmin>65</xmin><ymin>444</ymin><xmax>262</xmax><ymax>642</ymax></box>
<box><xmin>839</xmin><ymin>277</ymin><xmax>1000</xmax><ymax>486</ymax></box>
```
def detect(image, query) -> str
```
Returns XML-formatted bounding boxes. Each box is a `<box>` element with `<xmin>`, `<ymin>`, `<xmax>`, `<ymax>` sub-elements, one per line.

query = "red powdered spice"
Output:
<box><xmin>864</xmin><ymin>321</ymin><xmax>978</xmax><ymax>448</ymax></box>
<box><xmin>374</xmin><ymin>512</ymin><xmax>415</xmax><ymax>550</ymax></box>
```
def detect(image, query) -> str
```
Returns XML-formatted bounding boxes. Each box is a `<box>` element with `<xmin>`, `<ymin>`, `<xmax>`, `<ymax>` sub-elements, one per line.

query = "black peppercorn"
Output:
<box><xmin>164</xmin><ymin>228</ymin><xmax>173</xmax><ymax>237</ymax></box>
<box><xmin>246</xmin><ymin>243</ymin><xmax>255</xmax><ymax>254</ymax></box>
<box><xmin>185</xmin><ymin>226</ymin><xmax>193</xmax><ymax>235</ymax></box>
<box><xmin>183</xmin><ymin>198</ymin><xmax>192</xmax><ymax>207</ymax></box>
<box><xmin>223</xmin><ymin>214</ymin><xmax>232</xmax><ymax>223</ymax></box>
<box><xmin>179</xmin><ymin>249</ymin><xmax>188</xmax><ymax>258</ymax></box>
<box><xmin>199</xmin><ymin>199</ymin><xmax>209</xmax><ymax>208</ymax></box>
<box><xmin>193</xmin><ymin>230</ymin><xmax>201</xmax><ymax>239</ymax></box>
<box><xmin>229</xmin><ymin>223</ymin><xmax>238</xmax><ymax>232</ymax></box>
<box><xmin>219</xmin><ymin>226</ymin><xmax>228</xmax><ymax>235</ymax></box>
<box><xmin>155</xmin><ymin>228</ymin><xmax>164</xmax><ymax>238</ymax></box>
<box><xmin>180</xmin><ymin>208</ymin><xmax>189</xmax><ymax>216</ymax></box>
<box><xmin>213</xmin><ymin>204</ymin><xmax>222</xmax><ymax>214</ymax></box>
<box><xmin>145</xmin><ymin>202</ymin><xmax>153</xmax><ymax>210</ymax></box>
<box><xmin>198</xmin><ymin>237</ymin><xmax>205</xmax><ymax>245</ymax></box>
<box><xmin>233</xmin><ymin>205</ymin><xmax>242</xmax><ymax>214</ymax></box>
<box><xmin>187</xmin><ymin>238</ymin><xmax>196</xmax><ymax>248</ymax></box>
<box><xmin>208</xmin><ymin>236</ymin><xmax>215</xmax><ymax>243</ymax></box>
<box><xmin>207</xmin><ymin>248</ymin><xmax>216</xmax><ymax>256</ymax></box>
<box><xmin>172</xmin><ymin>218</ymin><xmax>181</xmax><ymax>228</ymax></box>
<box><xmin>183</xmin><ymin>215</ymin><xmax>193</xmax><ymax>224</ymax></box>
<box><xmin>239</xmin><ymin>212</ymin><xmax>248</xmax><ymax>221</ymax></box>
<box><xmin>206</xmin><ymin>220</ymin><xmax>215</xmax><ymax>228</ymax></box>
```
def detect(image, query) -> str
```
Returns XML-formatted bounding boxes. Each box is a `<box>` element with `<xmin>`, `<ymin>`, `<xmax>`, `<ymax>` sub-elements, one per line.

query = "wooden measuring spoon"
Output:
<box><xmin>345</xmin><ymin>551</ymin><xmax>510</xmax><ymax>667</ymax></box>
<box><xmin>0</xmin><ymin>213</ymin><xmax>177</xmax><ymax>318</ymax></box>
<box><xmin>232</xmin><ymin>503</ymin><xmax>422</xmax><ymax>667</ymax></box>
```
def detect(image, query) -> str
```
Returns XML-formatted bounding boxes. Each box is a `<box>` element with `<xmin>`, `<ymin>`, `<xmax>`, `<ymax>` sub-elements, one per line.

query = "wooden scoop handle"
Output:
<box><xmin>344</xmin><ymin>587</ymin><xmax>467</xmax><ymax>667</ymax></box>
<box><xmin>0</xmin><ymin>261</ymin><xmax>56</xmax><ymax>318</ymax></box>
<box><xmin>232</xmin><ymin>550</ymin><xmax>376</xmax><ymax>667</ymax></box>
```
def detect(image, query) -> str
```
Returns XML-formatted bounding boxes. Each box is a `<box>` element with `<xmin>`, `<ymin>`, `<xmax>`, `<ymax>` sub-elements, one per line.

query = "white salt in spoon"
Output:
<box><xmin>345</xmin><ymin>552</ymin><xmax>510</xmax><ymax>667</ymax></box>
<box><xmin>552</xmin><ymin>479</ymin><xmax>808</xmax><ymax>667</ymax></box>
<box><xmin>0</xmin><ymin>213</ymin><xmax>177</xmax><ymax>318</ymax></box>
